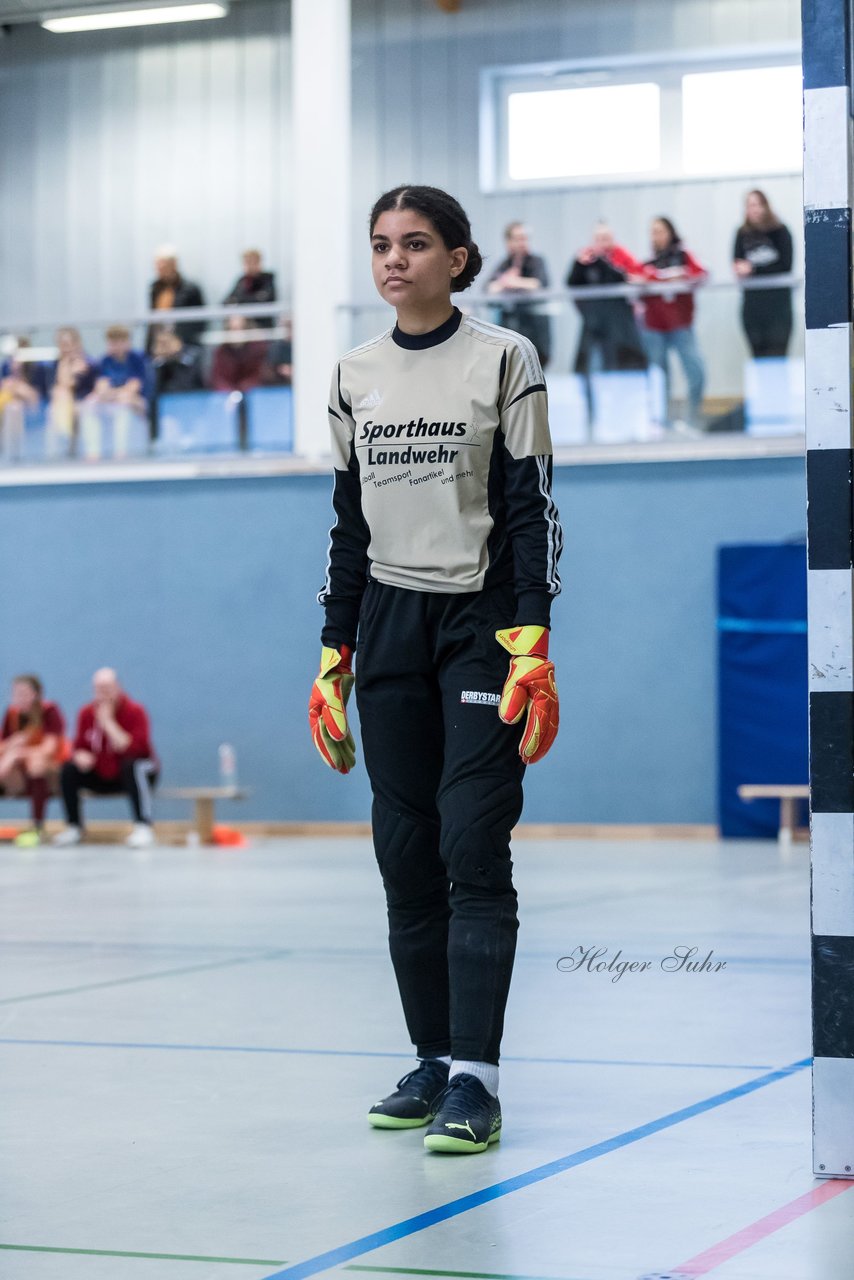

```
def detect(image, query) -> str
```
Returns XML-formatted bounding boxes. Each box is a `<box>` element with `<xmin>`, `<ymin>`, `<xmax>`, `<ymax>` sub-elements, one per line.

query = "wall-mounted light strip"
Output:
<box><xmin>41</xmin><ymin>2</ymin><xmax>227</xmax><ymax>32</ymax></box>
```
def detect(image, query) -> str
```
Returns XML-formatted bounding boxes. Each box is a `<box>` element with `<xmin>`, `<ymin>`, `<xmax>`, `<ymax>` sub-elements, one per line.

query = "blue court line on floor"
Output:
<box><xmin>0</xmin><ymin>938</ymin><xmax>276</xmax><ymax>954</ymax></box>
<box><xmin>0</xmin><ymin>1038</ymin><xmax>779</xmax><ymax>1071</ymax></box>
<box><xmin>259</xmin><ymin>1058</ymin><xmax>811</xmax><ymax>1280</ymax></box>
<box><xmin>0</xmin><ymin>950</ymin><xmax>291</xmax><ymax>1006</ymax></box>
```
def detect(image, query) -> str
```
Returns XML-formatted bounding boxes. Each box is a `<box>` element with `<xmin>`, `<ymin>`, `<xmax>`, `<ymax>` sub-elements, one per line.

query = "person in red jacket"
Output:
<box><xmin>53</xmin><ymin>668</ymin><xmax>159</xmax><ymax>849</ymax></box>
<box><xmin>639</xmin><ymin>217</ymin><xmax>707</xmax><ymax>431</ymax></box>
<box><xmin>210</xmin><ymin>313</ymin><xmax>269</xmax><ymax>393</ymax></box>
<box><xmin>0</xmin><ymin>674</ymin><xmax>68</xmax><ymax>846</ymax></box>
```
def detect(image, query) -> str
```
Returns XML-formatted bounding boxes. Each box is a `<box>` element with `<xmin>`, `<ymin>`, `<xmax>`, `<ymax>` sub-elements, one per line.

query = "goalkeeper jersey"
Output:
<box><xmin>318</xmin><ymin>307</ymin><xmax>562</xmax><ymax>650</ymax></box>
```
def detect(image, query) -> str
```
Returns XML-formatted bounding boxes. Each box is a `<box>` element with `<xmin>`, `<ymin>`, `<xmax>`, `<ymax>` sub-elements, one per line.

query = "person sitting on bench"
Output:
<box><xmin>53</xmin><ymin>668</ymin><xmax>159</xmax><ymax>849</ymax></box>
<box><xmin>0</xmin><ymin>674</ymin><xmax>68</xmax><ymax>847</ymax></box>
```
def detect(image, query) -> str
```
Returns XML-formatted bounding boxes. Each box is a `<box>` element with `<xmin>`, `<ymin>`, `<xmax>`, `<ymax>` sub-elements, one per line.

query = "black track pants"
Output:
<box><xmin>355</xmin><ymin>579</ymin><xmax>526</xmax><ymax>1065</ymax></box>
<box><xmin>61</xmin><ymin>759</ymin><xmax>159</xmax><ymax>826</ymax></box>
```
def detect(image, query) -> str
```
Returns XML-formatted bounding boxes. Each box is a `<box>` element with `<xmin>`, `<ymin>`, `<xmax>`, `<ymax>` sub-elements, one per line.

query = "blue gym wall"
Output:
<box><xmin>0</xmin><ymin>456</ymin><xmax>804</xmax><ymax>826</ymax></box>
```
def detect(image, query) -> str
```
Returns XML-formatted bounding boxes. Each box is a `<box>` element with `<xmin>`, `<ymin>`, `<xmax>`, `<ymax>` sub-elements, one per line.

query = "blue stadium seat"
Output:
<box><xmin>744</xmin><ymin>356</ymin><xmax>805</xmax><ymax>436</ymax></box>
<box><xmin>156</xmin><ymin>391</ymin><xmax>240</xmax><ymax>455</ymax></box>
<box><xmin>245</xmin><ymin>385</ymin><xmax>294</xmax><ymax>452</ymax></box>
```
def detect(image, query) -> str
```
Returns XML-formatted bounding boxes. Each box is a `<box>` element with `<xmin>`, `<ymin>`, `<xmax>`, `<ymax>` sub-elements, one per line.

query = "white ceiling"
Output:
<box><xmin>0</xmin><ymin>0</ymin><xmax>248</xmax><ymax>27</ymax></box>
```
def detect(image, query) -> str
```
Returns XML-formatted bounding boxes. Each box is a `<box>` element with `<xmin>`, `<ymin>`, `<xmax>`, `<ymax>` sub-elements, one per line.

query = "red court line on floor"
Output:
<box><xmin>674</xmin><ymin>1178</ymin><xmax>854</xmax><ymax>1275</ymax></box>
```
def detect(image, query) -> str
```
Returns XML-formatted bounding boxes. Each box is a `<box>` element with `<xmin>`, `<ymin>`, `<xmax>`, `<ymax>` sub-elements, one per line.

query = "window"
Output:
<box><xmin>681</xmin><ymin>65</ymin><xmax>803</xmax><ymax>176</ymax></box>
<box><xmin>481</xmin><ymin>45</ymin><xmax>802</xmax><ymax>192</ymax></box>
<box><xmin>508</xmin><ymin>83</ymin><xmax>661</xmax><ymax>180</ymax></box>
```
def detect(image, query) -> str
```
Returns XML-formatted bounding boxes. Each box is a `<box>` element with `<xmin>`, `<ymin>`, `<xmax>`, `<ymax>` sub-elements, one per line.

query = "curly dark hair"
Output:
<box><xmin>369</xmin><ymin>185</ymin><xmax>483</xmax><ymax>293</ymax></box>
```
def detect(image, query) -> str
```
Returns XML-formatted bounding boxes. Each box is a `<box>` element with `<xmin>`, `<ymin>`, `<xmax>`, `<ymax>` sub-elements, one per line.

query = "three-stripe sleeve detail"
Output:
<box><xmin>535</xmin><ymin>455</ymin><xmax>562</xmax><ymax>596</ymax></box>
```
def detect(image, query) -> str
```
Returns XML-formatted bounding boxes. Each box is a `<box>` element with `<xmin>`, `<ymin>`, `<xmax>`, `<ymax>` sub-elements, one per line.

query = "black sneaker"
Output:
<box><xmin>424</xmin><ymin>1072</ymin><xmax>502</xmax><ymax>1153</ymax></box>
<box><xmin>368</xmin><ymin>1058</ymin><xmax>450</xmax><ymax>1129</ymax></box>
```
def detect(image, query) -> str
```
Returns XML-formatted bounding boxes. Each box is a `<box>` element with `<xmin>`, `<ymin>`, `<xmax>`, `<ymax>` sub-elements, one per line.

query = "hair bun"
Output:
<box><xmin>453</xmin><ymin>240</ymin><xmax>483</xmax><ymax>293</ymax></box>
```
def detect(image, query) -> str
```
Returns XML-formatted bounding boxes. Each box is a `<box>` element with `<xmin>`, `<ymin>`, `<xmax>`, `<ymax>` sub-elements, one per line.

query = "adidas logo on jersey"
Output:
<box><xmin>357</xmin><ymin>388</ymin><xmax>383</xmax><ymax>410</ymax></box>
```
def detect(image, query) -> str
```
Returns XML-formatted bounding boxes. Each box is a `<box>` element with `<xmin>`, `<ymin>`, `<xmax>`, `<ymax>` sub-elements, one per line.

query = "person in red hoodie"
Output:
<box><xmin>53</xmin><ymin>668</ymin><xmax>159</xmax><ymax>849</ymax></box>
<box><xmin>639</xmin><ymin>217</ymin><xmax>707</xmax><ymax>431</ymax></box>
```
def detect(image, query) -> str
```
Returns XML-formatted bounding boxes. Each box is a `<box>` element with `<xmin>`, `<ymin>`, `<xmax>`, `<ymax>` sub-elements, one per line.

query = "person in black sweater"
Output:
<box><xmin>147</xmin><ymin>247</ymin><xmax>206</xmax><ymax>354</ymax></box>
<box><xmin>223</xmin><ymin>249</ymin><xmax>277</xmax><ymax>328</ymax></box>
<box><xmin>486</xmin><ymin>222</ymin><xmax>551</xmax><ymax>367</ymax></box>
<box><xmin>733</xmin><ymin>191</ymin><xmax>794</xmax><ymax>358</ymax></box>
<box><xmin>566</xmin><ymin>223</ymin><xmax>647</xmax><ymax>376</ymax></box>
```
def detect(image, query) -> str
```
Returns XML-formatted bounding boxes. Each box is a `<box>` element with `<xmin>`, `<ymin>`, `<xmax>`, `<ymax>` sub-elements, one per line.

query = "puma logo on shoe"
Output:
<box><xmin>445</xmin><ymin>1121</ymin><xmax>477</xmax><ymax>1141</ymax></box>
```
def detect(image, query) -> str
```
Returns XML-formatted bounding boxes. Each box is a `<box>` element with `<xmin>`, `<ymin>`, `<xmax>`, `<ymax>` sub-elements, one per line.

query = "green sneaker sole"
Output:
<box><xmin>14</xmin><ymin>831</ymin><xmax>42</xmax><ymax>848</ymax></box>
<box><xmin>424</xmin><ymin>1128</ymin><xmax>501</xmax><ymax>1153</ymax></box>
<box><xmin>368</xmin><ymin>1112</ymin><xmax>430</xmax><ymax>1129</ymax></box>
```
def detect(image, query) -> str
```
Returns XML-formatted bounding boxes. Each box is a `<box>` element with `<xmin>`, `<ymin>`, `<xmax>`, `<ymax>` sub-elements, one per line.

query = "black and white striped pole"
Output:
<box><xmin>803</xmin><ymin>0</ymin><xmax>854</xmax><ymax>1178</ymax></box>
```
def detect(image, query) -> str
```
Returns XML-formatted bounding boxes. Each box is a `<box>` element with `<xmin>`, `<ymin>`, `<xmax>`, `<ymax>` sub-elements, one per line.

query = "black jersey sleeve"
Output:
<box><xmin>498</xmin><ymin>337</ymin><xmax>563</xmax><ymax>627</ymax></box>
<box><xmin>317</xmin><ymin>364</ymin><xmax>371</xmax><ymax>650</ymax></box>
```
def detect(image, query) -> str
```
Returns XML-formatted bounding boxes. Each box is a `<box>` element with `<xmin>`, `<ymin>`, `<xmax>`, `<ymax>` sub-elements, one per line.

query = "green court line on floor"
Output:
<box><xmin>0</xmin><ymin>948</ymin><xmax>290</xmax><ymax>1006</ymax></box>
<box><xmin>0</xmin><ymin>1244</ymin><xmax>286</xmax><ymax>1265</ymax></box>
<box><xmin>0</xmin><ymin>1247</ymin><xmax>585</xmax><ymax>1280</ymax></box>
<box><xmin>345</xmin><ymin>1266</ymin><xmax>589</xmax><ymax>1280</ymax></box>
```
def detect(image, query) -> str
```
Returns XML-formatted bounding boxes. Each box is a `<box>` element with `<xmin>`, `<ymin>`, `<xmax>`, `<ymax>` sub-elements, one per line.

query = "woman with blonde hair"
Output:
<box><xmin>42</xmin><ymin>327</ymin><xmax>97</xmax><ymax>459</ymax></box>
<box><xmin>733</xmin><ymin>190</ymin><xmax>794</xmax><ymax>358</ymax></box>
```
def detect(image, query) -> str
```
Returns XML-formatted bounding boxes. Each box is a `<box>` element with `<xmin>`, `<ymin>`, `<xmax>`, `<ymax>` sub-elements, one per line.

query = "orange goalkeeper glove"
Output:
<box><xmin>495</xmin><ymin>625</ymin><xmax>559</xmax><ymax>764</ymax></box>
<box><xmin>309</xmin><ymin>645</ymin><xmax>356</xmax><ymax>774</ymax></box>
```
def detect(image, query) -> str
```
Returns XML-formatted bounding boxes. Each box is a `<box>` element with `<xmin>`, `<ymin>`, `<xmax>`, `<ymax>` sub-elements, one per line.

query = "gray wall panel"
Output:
<box><xmin>0</xmin><ymin>0</ymin><xmax>801</xmax><ymax>393</ymax></box>
<box><xmin>0</xmin><ymin>2</ymin><xmax>292</xmax><ymax>326</ymax></box>
<box><xmin>349</xmin><ymin>0</ymin><xmax>803</xmax><ymax>389</ymax></box>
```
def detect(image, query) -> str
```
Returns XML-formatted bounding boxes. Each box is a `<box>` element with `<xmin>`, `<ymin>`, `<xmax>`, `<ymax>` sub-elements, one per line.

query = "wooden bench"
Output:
<box><xmin>737</xmin><ymin>784</ymin><xmax>809</xmax><ymax>848</ymax></box>
<box><xmin>158</xmin><ymin>786</ymin><xmax>250</xmax><ymax>843</ymax></box>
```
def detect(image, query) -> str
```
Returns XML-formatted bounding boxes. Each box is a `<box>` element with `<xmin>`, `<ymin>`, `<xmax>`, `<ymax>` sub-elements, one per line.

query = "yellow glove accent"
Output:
<box><xmin>495</xmin><ymin>625</ymin><xmax>558</xmax><ymax>764</ymax></box>
<box><xmin>309</xmin><ymin>645</ymin><xmax>356</xmax><ymax>774</ymax></box>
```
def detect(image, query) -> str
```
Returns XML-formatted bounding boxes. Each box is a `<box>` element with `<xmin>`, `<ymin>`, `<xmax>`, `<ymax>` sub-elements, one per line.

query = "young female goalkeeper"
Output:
<box><xmin>310</xmin><ymin>185</ymin><xmax>563</xmax><ymax>1154</ymax></box>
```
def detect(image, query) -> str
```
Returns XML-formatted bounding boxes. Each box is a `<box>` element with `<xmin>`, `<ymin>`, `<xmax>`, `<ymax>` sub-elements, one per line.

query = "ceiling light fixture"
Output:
<box><xmin>41</xmin><ymin>2</ymin><xmax>227</xmax><ymax>33</ymax></box>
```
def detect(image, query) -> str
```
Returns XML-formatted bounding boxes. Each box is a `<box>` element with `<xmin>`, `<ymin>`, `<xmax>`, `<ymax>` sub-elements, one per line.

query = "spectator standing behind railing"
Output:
<box><xmin>486</xmin><ymin>221</ymin><xmax>552</xmax><ymax>367</ymax></box>
<box><xmin>146</xmin><ymin>246</ymin><xmax>205</xmax><ymax>354</ymax></box>
<box><xmin>210</xmin><ymin>313</ymin><xmax>269</xmax><ymax>392</ymax></box>
<box><xmin>733</xmin><ymin>190</ymin><xmax>794</xmax><ymax>358</ymax></box>
<box><xmin>566</xmin><ymin>222</ymin><xmax>648</xmax><ymax>380</ymax></box>
<box><xmin>80</xmin><ymin>325</ymin><xmax>150</xmax><ymax>459</ymax></box>
<box><xmin>0</xmin><ymin>340</ymin><xmax>41</xmax><ymax>462</ymax></box>
<box><xmin>639</xmin><ymin>218</ymin><xmax>708</xmax><ymax>431</ymax></box>
<box><xmin>223</xmin><ymin>249</ymin><xmax>277</xmax><ymax>327</ymax></box>
<box><xmin>37</xmin><ymin>327</ymin><xmax>98</xmax><ymax>459</ymax></box>
<box><xmin>0</xmin><ymin>675</ymin><xmax>68</xmax><ymax>847</ymax></box>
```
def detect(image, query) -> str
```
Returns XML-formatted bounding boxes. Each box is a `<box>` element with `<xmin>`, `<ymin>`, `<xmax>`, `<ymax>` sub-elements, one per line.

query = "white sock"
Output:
<box><xmin>419</xmin><ymin>1054</ymin><xmax>451</xmax><ymax>1067</ymax></box>
<box><xmin>450</xmin><ymin>1059</ymin><xmax>499</xmax><ymax>1097</ymax></box>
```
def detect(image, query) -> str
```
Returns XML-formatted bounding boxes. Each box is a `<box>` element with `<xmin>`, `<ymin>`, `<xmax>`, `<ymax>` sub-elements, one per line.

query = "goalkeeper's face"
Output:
<box><xmin>370</xmin><ymin>209</ymin><xmax>468</xmax><ymax>313</ymax></box>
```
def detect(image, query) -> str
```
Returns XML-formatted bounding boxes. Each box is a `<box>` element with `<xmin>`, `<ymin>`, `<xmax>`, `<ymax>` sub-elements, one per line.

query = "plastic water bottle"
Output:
<box><xmin>219</xmin><ymin>743</ymin><xmax>237</xmax><ymax>790</ymax></box>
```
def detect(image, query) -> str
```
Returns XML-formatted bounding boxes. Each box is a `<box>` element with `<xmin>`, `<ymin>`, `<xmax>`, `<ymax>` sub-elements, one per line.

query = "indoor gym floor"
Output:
<box><xmin>0</xmin><ymin>834</ymin><xmax>850</xmax><ymax>1280</ymax></box>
